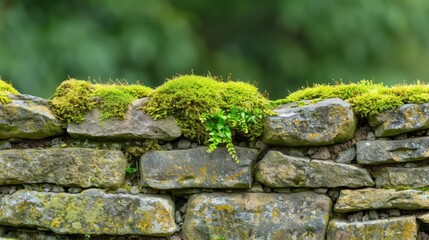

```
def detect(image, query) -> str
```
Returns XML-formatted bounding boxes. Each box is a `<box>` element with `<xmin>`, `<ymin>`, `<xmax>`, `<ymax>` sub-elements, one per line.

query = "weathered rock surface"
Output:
<box><xmin>0</xmin><ymin>189</ymin><xmax>177</xmax><ymax>236</ymax></box>
<box><xmin>335</xmin><ymin>148</ymin><xmax>356</xmax><ymax>164</ymax></box>
<box><xmin>0</xmin><ymin>148</ymin><xmax>126</xmax><ymax>188</ymax></box>
<box><xmin>326</xmin><ymin>216</ymin><xmax>418</xmax><ymax>240</ymax></box>
<box><xmin>0</xmin><ymin>94</ymin><xmax>64</xmax><ymax>139</ymax></box>
<box><xmin>182</xmin><ymin>192</ymin><xmax>332</xmax><ymax>240</ymax></box>
<box><xmin>369</xmin><ymin>103</ymin><xmax>429</xmax><ymax>137</ymax></box>
<box><xmin>376</xmin><ymin>166</ymin><xmax>429</xmax><ymax>188</ymax></box>
<box><xmin>255</xmin><ymin>151</ymin><xmax>374</xmax><ymax>188</ymax></box>
<box><xmin>68</xmin><ymin>98</ymin><xmax>181</xmax><ymax>141</ymax></box>
<box><xmin>335</xmin><ymin>188</ymin><xmax>429</xmax><ymax>213</ymax></box>
<box><xmin>263</xmin><ymin>98</ymin><xmax>357</xmax><ymax>146</ymax></box>
<box><xmin>357</xmin><ymin>137</ymin><xmax>429</xmax><ymax>165</ymax></box>
<box><xmin>140</xmin><ymin>147</ymin><xmax>256</xmax><ymax>189</ymax></box>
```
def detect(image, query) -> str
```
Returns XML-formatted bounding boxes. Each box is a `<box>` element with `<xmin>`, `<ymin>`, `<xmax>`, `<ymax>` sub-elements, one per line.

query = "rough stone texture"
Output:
<box><xmin>0</xmin><ymin>189</ymin><xmax>177</xmax><ymax>236</ymax></box>
<box><xmin>357</xmin><ymin>137</ymin><xmax>429</xmax><ymax>165</ymax></box>
<box><xmin>335</xmin><ymin>148</ymin><xmax>356</xmax><ymax>164</ymax></box>
<box><xmin>369</xmin><ymin>103</ymin><xmax>429</xmax><ymax>137</ymax></box>
<box><xmin>376</xmin><ymin>166</ymin><xmax>429</xmax><ymax>188</ymax></box>
<box><xmin>417</xmin><ymin>212</ymin><xmax>429</xmax><ymax>223</ymax></box>
<box><xmin>0</xmin><ymin>94</ymin><xmax>64</xmax><ymax>139</ymax></box>
<box><xmin>0</xmin><ymin>148</ymin><xmax>126</xmax><ymax>188</ymax></box>
<box><xmin>68</xmin><ymin>98</ymin><xmax>181</xmax><ymax>141</ymax></box>
<box><xmin>326</xmin><ymin>216</ymin><xmax>418</xmax><ymax>240</ymax></box>
<box><xmin>335</xmin><ymin>188</ymin><xmax>429</xmax><ymax>213</ymax></box>
<box><xmin>140</xmin><ymin>147</ymin><xmax>257</xmax><ymax>189</ymax></box>
<box><xmin>182</xmin><ymin>192</ymin><xmax>332</xmax><ymax>240</ymax></box>
<box><xmin>263</xmin><ymin>98</ymin><xmax>357</xmax><ymax>146</ymax></box>
<box><xmin>255</xmin><ymin>151</ymin><xmax>374</xmax><ymax>188</ymax></box>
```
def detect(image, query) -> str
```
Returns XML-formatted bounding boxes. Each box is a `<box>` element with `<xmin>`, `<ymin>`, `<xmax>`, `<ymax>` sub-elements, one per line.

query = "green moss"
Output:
<box><xmin>143</xmin><ymin>74</ymin><xmax>271</xmax><ymax>143</ymax></box>
<box><xmin>51</xmin><ymin>79</ymin><xmax>153</xmax><ymax>125</ymax></box>
<box><xmin>274</xmin><ymin>80</ymin><xmax>429</xmax><ymax>117</ymax></box>
<box><xmin>0</xmin><ymin>80</ymin><xmax>19</xmax><ymax>104</ymax></box>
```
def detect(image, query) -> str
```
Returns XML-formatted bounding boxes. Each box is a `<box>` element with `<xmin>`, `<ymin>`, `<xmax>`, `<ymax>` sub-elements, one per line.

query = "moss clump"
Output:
<box><xmin>0</xmin><ymin>80</ymin><xmax>19</xmax><ymax>104</ymax></box>
<box><xmin>143</xmin><ymin>74</ymin><xmax>271</xmax><ymax>143</ymax></box>
<box><xmin>274</xmin><ymin>80</ymin><xmax>429</xmax><ymax>117</ymax></box>
<box><xmin>51</xmin><ymin>79</ymin><xmax>152</xmax><ymax>125</ymax></box>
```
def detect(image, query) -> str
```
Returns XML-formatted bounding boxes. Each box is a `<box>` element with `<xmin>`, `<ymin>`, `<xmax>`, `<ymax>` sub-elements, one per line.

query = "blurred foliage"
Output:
<box><xmin>1</xmin><ymin>0</ymin><xmax>429</xmax><ymax>99</ymax></box>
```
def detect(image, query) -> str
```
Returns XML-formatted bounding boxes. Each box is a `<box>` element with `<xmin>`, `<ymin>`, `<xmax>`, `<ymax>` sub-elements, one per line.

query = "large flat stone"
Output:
<box><xmin>335</xmin><ymin>188</ymin><xmax>429</xmax><ymax>213</ymax></box>
<box><xmin>0</xmin><ymin>94</ymin><xmax>64</xmax><ymax>139</ymax></box>
<box><xmin>263</xmin><ymin>98</ymin><xmax>357</xmax><ymax>146</ymax></box>
<box><xmin>182</xmin><ymin>192</ymin><xmax>332</xmax><ymax>240</ymax></box>
<box><xmin>326</xmin><ymin>216</ymin><xmax>418</xmax><ymax>240</ymax></box>
<box><xmin>0</xmin><ymin>189</ymin><xmax>177</xmax><ymax>236</ymax></box>
<box><xmin>376</xmin><ymin>166</ymin><xmax>429</xmax><ymax>188</ymax></box>
<box><xmin>357</xmin><ymin>137</ymin><xmax>429</xmax><ymax>165</ymax></box>
<box><xmin>255</xmin><ymin>151</ymin><xmax>374</xmax><ymax>188</ymax></box>
<box><xmin>140</xmin><ymin>147</ymin><xmax>257</xmax><ymax>189</ymax></box>
<box><xmin>68</xmin><ymin>98</ymin><xmax>181</xmax><ymax>141</ymax></box>
<box><xmin>369</xmin><ymin>103</ymin><xmax>429</xmax><ymax>137</ymax></box>
<box><xmin>0</xmin><ymin>148</ymin><xmax>126</xmax><ymax>188</ymax></box>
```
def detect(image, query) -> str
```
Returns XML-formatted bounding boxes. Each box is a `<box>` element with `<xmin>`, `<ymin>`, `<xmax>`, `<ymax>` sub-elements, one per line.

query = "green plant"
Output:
<box><xmin>0</xmin><ymin>80</ymin><xmax>20</xmax><ymax>104</ymax></box>
<box><xmin>125</xmin><ymin>165</ymin><xmax>138</xmax><ymax>174</ymax></box>
<box><xmin>203</xmin><ymin>107</ymin><xmax>263</xmax><ymax>162</ymax></box>
<box><xmin>143</xmin><ymin>74</ymin><xmax>271</xmax><ymax>161</ymax></box>
<box><xmin>274</xmin><ymin>80</ymin><xmax>429</xmax><ymax>117</ymax></box>
<box><xmin>51</xmin><ymin>79</ymin><xmax>152</xmax><ymax>125</ymax></box>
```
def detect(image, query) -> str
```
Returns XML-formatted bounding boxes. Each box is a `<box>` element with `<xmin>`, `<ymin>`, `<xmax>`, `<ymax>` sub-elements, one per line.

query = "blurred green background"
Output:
<box><xmin>1</xmin><ymin>0</ymin><xmax>429</xmax><ymax>100</ymax></box>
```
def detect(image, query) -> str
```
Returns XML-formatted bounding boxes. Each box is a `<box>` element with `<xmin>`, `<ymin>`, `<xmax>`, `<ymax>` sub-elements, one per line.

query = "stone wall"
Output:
<box><xmin>1</xmin><ymin>94</ymin><xmax>429</xmax><ymax>240</ymax></box>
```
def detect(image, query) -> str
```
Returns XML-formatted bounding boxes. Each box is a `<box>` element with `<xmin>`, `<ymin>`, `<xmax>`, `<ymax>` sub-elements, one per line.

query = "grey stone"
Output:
<box><xmin>357</xmin><ymin>137</ymin><xmax>429</xmax><ymax>165</ymax></box>
<box><xmin>366</xmin><ymin>131</ymin><xmax>376</xmax><ymax>140</ymax></box>
<box><xmin>255</xmin><ymin>151</ymin><xmax>374</xmax><ymax>188</ymax></box>
<box><xmin>179</xmin><ymin>203</ymin><xmax>187</xmax><ymax>214</ymax></box>
<box><xmin>247</xmin><ymin>182</ymin><xmax>264</xmax><ymax>193</ymax></box>
<box><xmin>263</xmin><ymin>98</ymin><xmax>357</xmax><ymax>146</ymax></box>
<box><xmin>311</xmin><ymin>146</ymin><xmax>331</xmax><ymax>159</ymax></box>
<box><xmin>335</xmin><ymin>148</ymin><xmax>356</xmax><ymax>164</ymax></box>
<box><xmin>175</xmin><ymin>211</ymin><xmax>183</xmax><ymax>224</ymax></box>
<box><xmin>348</xmin><ymin>211</ymin><xmax>364</xmax><ymax>222</ymax></box>
<box><xmin>0</xmin><ymin>94</ymin><xmax>64</xmax><ymax>139</ymax></box>
<box><xmin>140</xmin><ymin>147</ymin><xmax>257</xmax><ymax>189</ymax></box>
<box><xmin>328</xmin><ymin>189</ymin><xmax>340</xmax><ymax>199</ymax></box>
<box><xmin>0</xmin><ymin>186</ymin><xmax>9</xmax><ymax>194</ymax></box>
<box><xmin>8</xmin><ymin>186</ymin><xmax>16</xmax><ymax>195</ymax></box>
<box><xmin>130</xmin><ymin>186</ymin><xmax>140</xmax><ymax>194</ymax></box>
<box><xmin>190</xmin><ymin>143</ymin><xmax>198</xmax><ymax>148</ymax></box>
<box><xmin>68</xmin><ymin>187</ymin><xmax>83</xmax><ymax>194</ymax></box>
<box><xmin>0</xmin><ymin>141</ymin><xmax>11</xmax><ymax>150</ymax></box>
<box><xmin>163</xmin><ymin>143</ymin><xmax>174</xmax><ymax>150</ymax></box>
<box><xmin>51</xmin><ymin>186</ymin><xmax>64</xmax><ymax>193</ymax></box>
<box><xmin>177</xmin><ymin>139</ymin><xmax>191</xmax><ymax>149</ymax></box>
<box><xmin>335</xmin><ymin>188</ymin><xmax>429</xmax><ymax>213</ymax></box>
<box><xmin>379</xmin><ymin>213</ymin><xmax>388</xmax><ymax>219</ymax></box>
<box><xmin>262</xmin><ymin>186</ymin><xmax>272</xmax><ymax>193</ymax></box>
<box><xmin>0</xmin><ymin>189</ymin><xmax>177</xmax><ymax>236</ymax></box>
<box><xmin>182</xmin><ymin>192</ymin><xmax>332</xmax><ymax>240</ymax></box>
<box><xmin>369</xmin><ymin>210</ymin><xmax>379</xmax><ymax>220</ymax></box>
<box><xmin>0</xmin><ymin>148</ymin><xmax>126</xmax><ymax>188</ymax></box>
<box><xmin>375</xmin><ymin>166</ymin><xmax>429</xmax><ymax>188</ymax></box>
<box><xmin>116</xmin><ymin>188</ymin><xmax>129</xmax><ymax>194</ymax></box>
<box><xmin>369</xmin><ymin>103</ymin><xmax>429</xmax><ymax>137</ymax></box>
<box><xmin>326</xmin><ymin>216</ymin><xmax>418</xmax><ymax>240</ymax></box>
<box><xmin>389</xmin><ymin>209</ymin><xmax>401</xmax><ymax>217</ymax></box>
<box><xmin>313</xmin><ymin>188</ymin><xmax>328</xmax><ymax>194</ymax></box>
<box><xmin>273</xmin><ymin>188</ymin><xmax>292</xmax><ymax>193</ymax></box>
<box><xmin>68</xmin><ymin>98</ymin><xmax>181</xmax><ymax>141</ymax></box>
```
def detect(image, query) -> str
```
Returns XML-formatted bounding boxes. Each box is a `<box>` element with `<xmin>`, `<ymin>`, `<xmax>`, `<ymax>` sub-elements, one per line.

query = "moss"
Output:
<box><xmin>0</xmin><ymin>80</ymin><xmax>19</xmax><ymax>104</ymax></box>
<box><xmin>143</xmin><ymin>74</ymin><xmax>271</xmax><ymax>143</ymax></box>
<box><xmin>275</xmin><ymin>80</ymin><xmax>429</xmax><ymax>117</ymax></box>
<box><xmin>51</xmin><ymin>79</ymin><xmax>153</xmax><ymax>125</ymax></box>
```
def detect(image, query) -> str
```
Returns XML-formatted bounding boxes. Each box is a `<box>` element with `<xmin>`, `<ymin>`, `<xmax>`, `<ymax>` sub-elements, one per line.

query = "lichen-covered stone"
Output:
<box><xmin>335</xmin><ymin>188</ymin><xmax>429</xmax><ymax>213</ymax></box>
<box><xmin>68</xmin><ymin>98</ymin><xmax>181</xmax><ymax>141</ymax></box>
<box><xmin>0</xmin><ymin>189</ymin><xmax>177</xmax><ymax>236</ymax></box>
<box><xmin>375</xmin><ymin>166</ymin><xmax>429</xmax><ymax>188</ymax></box>
<box><xmin>369</xmin><ymin>103</ymin><xmax>429</xmax><ymax>137</ymax></box>
<box><xmin>255</xmin><ymin>151</ymin><xmax>374</xmax><ymax>188</ymax></box>
<box><xmin>0</xmin><ymin>148</ymin><xmax>126</xmax><ymax>188</ymax></box>
<box><xmin>140</xmin><ymin>147</ymin><xmax>256</xmax><ymax>189</ymax></box>
<box><xmin>182</xmin><ymin>192</ymin><xmax>332</xmax><ymax>240</ymax></box>
<box><xmin>326</xmin><ymin>216</ymin><xmax>418</xmax><ymax>240</ymax></box>
<box><xmin>0</xmin><ymin>94</ymin><xmax>64</xmax><ymax>139</ymax></box>
<box><xmin>263</xmin><ymin>98</ymin><xmax>357</xmax><ymax>146</ymax></box>
<box><xmin>357</xmin><ymin>137</ymin><xmax>429</xmax><ymax>165</ymax></box>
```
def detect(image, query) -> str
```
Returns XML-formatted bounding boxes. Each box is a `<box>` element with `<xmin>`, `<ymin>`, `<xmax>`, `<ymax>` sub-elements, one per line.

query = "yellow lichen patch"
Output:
<box><xmin>0</xmin><ymin>80</ymin><xmax>19</xmax><ymax>104</ymax></box>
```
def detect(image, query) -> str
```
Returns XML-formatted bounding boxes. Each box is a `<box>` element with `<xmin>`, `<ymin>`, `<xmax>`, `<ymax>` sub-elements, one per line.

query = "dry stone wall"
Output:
<box><xmin>1</xmin><ymin>93</ymin><xmax>429</xmax><ymax>239</ymax></box>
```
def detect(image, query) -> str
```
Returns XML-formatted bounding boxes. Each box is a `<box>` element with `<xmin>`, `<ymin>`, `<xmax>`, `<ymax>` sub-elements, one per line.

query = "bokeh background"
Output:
<box><xmin>1</xmin><ymin>0</ymin><xmax>429</xmax><ymax>99</ymax></box>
